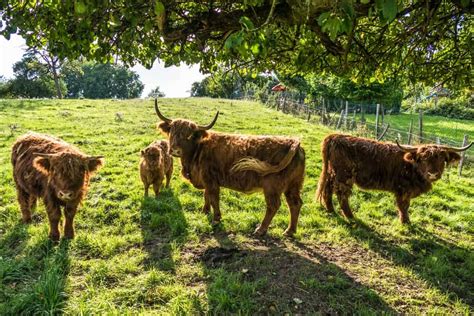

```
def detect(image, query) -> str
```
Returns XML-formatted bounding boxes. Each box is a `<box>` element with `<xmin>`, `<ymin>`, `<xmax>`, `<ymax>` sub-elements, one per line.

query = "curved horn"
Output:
<box><xmin>88</xmin><ymin>155</ymin><xmax>105</xmax><ymax>159</ymax></box>
<box><xmin>198</xmin><ymin>111</ymin><xmax>219</xmax><ymax>130</ymax></box>
<box><xmin>395</xmin><ymin>139</ymin><xmax>417</xmax><ymax>152</ymax></box>
<box><xmin>154</xmin><ymin>99</ymin><xmax>171</xmax><ymax>122</ymax></box>
<box><xmin>440</xmin><ymin>142</ymin><xmax>474</xmax><ymax>152</ymax></box>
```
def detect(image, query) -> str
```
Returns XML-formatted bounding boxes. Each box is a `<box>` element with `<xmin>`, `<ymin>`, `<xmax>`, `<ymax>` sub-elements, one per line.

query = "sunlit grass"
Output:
<box><xmin>0</xmin><ymin>98</ymin><xmax>472</xmax><ymax>314</ymax></box>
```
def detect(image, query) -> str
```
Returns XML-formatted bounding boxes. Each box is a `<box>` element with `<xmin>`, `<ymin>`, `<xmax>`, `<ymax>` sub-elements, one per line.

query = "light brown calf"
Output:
<box><xmin>140</xmin><ymin>140</ymin><xmax>173</xmax><ymax>197</ymax></box>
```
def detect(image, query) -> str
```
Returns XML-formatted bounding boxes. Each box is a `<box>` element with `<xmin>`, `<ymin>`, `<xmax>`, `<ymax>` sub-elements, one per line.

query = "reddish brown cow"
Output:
<box><xmin>316</xmin><ymin>133</ymin><xmax>473</xmax><ymax>223</ymax></box>
<box><xmin>11</xmin><ymin>132</ymin><xmax>104</xmax><ymax>241</ymax></box>
<box><xmin>140</xmin><ymin>140</ymin><xmax>173</xmax><ymax>197</ymax></box>
<box><xmin>154</xmin><ymin>100</ymin><xmax>305</xmax><ymax>236</ymax></box>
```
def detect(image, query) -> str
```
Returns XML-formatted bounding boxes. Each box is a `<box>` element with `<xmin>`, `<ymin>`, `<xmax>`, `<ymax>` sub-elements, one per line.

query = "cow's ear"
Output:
<box><xmin>403</xmin><ymin>152</ymin><xmax>417</xmax><ymax>163</ymax></box>
<box><xmin>158</xmin><ymin>122</ymin><xmax>170</xmax><ymax>136</ymax></box>
<box><xmin>87</xmin><ymin>157</ymin><xmax>104</xmax><ymax>173</ymax></box>
<box><xmin>140</xmin><ymin>149</ymin><xmax>145</xmax><ymax>156</ymax></box>
<box><xmin>33</xmin><ymin>157</ymin><xmax>51</xmax><ymax>175</ymax></box>
<box><xmin>446</xmin><ymin>151</ymin><xmax>461</xmax><ymax>164</ymax></box>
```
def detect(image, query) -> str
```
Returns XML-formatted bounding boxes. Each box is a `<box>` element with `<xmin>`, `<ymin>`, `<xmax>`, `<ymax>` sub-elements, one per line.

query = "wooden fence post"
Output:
<box><xmin>407</xmin><ymin>118</ymin><xmax>413</xmax><ymax>144</ymax></box>
<box><xmin>458</xmin><ymin>135</ymin><xmax>469</xmax><ymax>176</ymax></box>
<box><xmin>436</xmin><ymin>137</ymin><xmax>440</xmax><ymax>145</ymax></box>
<box><xmin>375</xmin><ymin>103</ymin><xmax>380</xmax><ymax>139</ymax></box>
<box><xmin>418</xmin><ymin>110</ymin><xmax>423</xmax><ymax>143</ymax></box>
<box><xmin>381</xmin><ymin>104</ymin><xmax>384</xmax><ymax>125</ymax></box>
<box><xmin>344</xmin><ymin>101</ymin><xmax>349</xmax><ymax>129</ymax></box>
<box><xmin>361</xmin><ymin>104</ymin><xmax>366</xmax><ymax>123</ymax></box>
<box><xmin>336</xmin><ymin>110</ymin><xmax>344</xmax><ymax>129</ymax></box>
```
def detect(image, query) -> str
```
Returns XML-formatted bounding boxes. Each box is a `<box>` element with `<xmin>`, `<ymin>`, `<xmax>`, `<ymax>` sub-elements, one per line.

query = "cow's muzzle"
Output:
<box><xmin>427</xmin><ymin>172</ymin><xmax>441</xmax><ymax>181</ymax></box>
<box><xmin>58</xmin><ymin>190</ymin><xmax>73</xmax><ymax>201</ymax></box>
<box><xmin>171</xmin><ymin>149</ymin><xmax>182</xmax><ymax>157</ymax></box>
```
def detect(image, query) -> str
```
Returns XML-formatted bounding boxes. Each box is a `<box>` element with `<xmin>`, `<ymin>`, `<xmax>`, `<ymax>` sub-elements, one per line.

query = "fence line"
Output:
<box><xmin>237</xmin><ymin>92</ymin><xmax>472</xmax><ymax>173</ymax></box>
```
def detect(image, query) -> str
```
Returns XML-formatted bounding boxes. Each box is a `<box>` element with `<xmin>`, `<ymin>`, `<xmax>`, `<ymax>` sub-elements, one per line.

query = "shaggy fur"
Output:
<box><xmin>158</xmin><ymin>118</ymin><xmax>305</xmax><ymax>236</ymax></box>
<box><xmin>316</xmin><ymin>134</ymin><xmax>461</xmax><ymax>223</ymax></box>
<box><xmin>11</xmin><ymin>132</ymin><xmax>104</xmax><ymax>241</ymax></box>
<box><xmin>140</xmin><ymin>140</ymin><xmax>173</xmax><ymax>197</ymax></box>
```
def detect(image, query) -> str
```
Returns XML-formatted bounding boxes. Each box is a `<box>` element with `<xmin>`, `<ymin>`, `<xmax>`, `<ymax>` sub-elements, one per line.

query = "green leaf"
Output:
<box><xmin>74</xmin><ymin>1</ymin><xmax>87</xmax><ymax>14</ymax></box>
<box><xmin>239</xmin><ymin>16</ymin><xmax>254</xmax><ymax>30</ymax></box>
<box><xmin>154</xmin><ymin>1</ymin><xmax>165</xmax><ymax>15</ymax></box>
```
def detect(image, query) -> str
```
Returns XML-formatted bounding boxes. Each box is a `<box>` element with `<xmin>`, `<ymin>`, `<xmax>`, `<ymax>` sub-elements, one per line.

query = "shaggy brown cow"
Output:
<box><xmin>316</xmin><ymin>133</ymin><xmax>473</xmax><ymax>223</ymax></box>
<box><xmin>154</xmin><ymin>100</ymin><xmax>305</xmax><ymax>236</ymax></box>
<box><xmin>11</xmin><ymin>132</ymin><xmax>104</xmax><ymax>241</ymax></box>
<box><xmin>140</xmin><ymin>140</ymin><xmax>173</xmax><ymax>197</ymax></box>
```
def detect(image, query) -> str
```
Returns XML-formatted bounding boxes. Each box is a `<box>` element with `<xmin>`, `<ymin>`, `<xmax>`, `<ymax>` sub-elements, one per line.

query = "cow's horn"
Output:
<box><xmin>88</xmin><ymin>155</ymin><xmax>105</xmax><ymax>159</ymax></box>
<box><xmin>154</xmin><ymin>99</ymin><xmax>171</xmax><ymax>122</ymax></box>
<box><xmin>198</xmin><ymin>111</ymin><xmax>219</xmax><ymax>130</ymax></box>
<box><xmin>441</xmin><ymin>142</ymin><xmax>474</xmax><ymax>152</ymax></box>
<box><xmin>396</xmin><ymin>140</ymin><xmax>417</xmax><ymax>152</ymax></box>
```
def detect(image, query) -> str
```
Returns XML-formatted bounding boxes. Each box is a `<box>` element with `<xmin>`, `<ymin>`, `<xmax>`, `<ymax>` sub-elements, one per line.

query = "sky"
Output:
<box><xmin>0</xmin><ymin>34</ymin><xmax>206</xmax><ymax>98</ymax></box>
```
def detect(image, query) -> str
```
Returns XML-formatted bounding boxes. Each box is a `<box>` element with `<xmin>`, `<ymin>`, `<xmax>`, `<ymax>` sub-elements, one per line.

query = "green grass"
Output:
<box><xmin>0</xmin><ymin>98</ymin><xmax>473</xmax><ymax>314</ymax></box>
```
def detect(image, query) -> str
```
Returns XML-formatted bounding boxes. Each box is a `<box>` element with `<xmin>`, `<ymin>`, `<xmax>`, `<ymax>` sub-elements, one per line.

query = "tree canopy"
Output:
<box><xmin>1</xmin><ymin>1</ymin><xmax>472</xmax><ymax>89</ymax></box>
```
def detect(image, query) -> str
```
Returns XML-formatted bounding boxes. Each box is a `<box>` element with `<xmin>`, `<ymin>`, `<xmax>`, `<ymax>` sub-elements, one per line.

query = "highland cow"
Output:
<box><xmin>316</xmin><ymin>134</ymin><xmax>472</xmax><ymax>223</ymax></box>
<box><xmin>11</xmin><ymin>132</ymin><xmax>104</xmax><ymax>241</ymax></box>
<box><xmin>154</xmin><ymin>100</ymin><xmax>305</xmax><ymax>236</ymax></box>
<box><xmin>140</xmin><ymin>140</ymin><xmax>173</xmax><ymax>197</ymax></box>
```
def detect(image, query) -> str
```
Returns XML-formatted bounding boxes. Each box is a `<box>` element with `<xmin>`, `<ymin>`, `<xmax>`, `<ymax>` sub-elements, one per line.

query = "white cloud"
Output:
<box><xmin>0</xmin><ymin>34</ymin><xmax>206</xmax><ymax>97</ymax></box>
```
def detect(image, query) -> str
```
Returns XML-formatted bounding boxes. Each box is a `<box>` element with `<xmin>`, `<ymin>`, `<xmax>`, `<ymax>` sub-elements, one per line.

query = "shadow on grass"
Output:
<box><xmin>0</xmin><ymin>222</ymin><xmax>71</xmax><ymax>314</ymax></box>
<box><xmin>199</xmin><ymin>231</ymin><xmax>396</xmax><ymax>314</ymax></box>
<box><xmin>140</xmin><ymin>188</ymin><xmax>187</xmax><ymax>272</ymax></box>
<box><xmin>332</xmin><ymin>215</ymin><xmax>474</xmax><ymax>307</ymax></box>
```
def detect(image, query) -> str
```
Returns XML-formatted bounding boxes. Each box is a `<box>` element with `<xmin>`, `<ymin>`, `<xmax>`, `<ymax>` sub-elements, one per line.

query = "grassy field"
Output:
<box><xmin>0</xmin><ymin>98</ymin><xmax>473</xmax><ymax>314</ymax></box>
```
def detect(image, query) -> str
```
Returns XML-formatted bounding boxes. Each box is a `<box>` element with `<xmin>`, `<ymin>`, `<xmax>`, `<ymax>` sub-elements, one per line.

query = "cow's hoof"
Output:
<box><xmin>283</xmin><ymin>229</ymin><xmax>295</xmax><ymax>237</ymax></box>
<box><xmin>22</xmin><ymin>218</ymin><xmax>32</xmax><ymax>224</ymax></box>
<box><xmin>49</xmin><ymin>234</ymin><xmax>60</xmax><ymax>242</ymax></box>
<box><xmin>211</xmin><ymin>219</ymin><xmax>221</xmax><ymax>226</ymax></box>
<box><xmin>253</xmin><ymin>227</ymin><xmax>267</xmax><ymax>236</ymax></box>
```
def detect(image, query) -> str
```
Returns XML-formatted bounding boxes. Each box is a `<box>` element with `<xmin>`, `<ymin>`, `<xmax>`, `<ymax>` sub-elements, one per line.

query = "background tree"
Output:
<box><xmin>63</xmin><ymin>62</ymin><xmax>144</xmax><ymax>99</ymax></box>
<box><xmin>147</xmin><ymin>86</ymin><xmax>165</xmax><ymax>98</ymax></box>
<box><xmin>7</xmin><ymin>54</ymin><xmax>66</xmax><ymax>98</ymax></box>
<box><xmin>1</xmin><ymin>1</ymin><xmax>472</xmax><ymax>89</ymax></box>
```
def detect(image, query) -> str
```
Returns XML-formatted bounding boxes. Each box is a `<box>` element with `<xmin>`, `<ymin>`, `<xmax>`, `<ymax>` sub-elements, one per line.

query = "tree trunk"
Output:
<box><xmin>51</xmin><ymin>63</ymin><xmax>63</xmax><ymax>99</ymax></box>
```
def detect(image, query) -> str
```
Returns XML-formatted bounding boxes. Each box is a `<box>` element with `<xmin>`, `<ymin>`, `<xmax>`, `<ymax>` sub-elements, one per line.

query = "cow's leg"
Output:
<box><xmin>255</xmin><ymin>191</ymin><xmax>281</xmax><ymax>236</ymax></box>
<box><xmin>29</xmin><ymin>195</ymin><xmax>37</xmax><ymax>212</ymax></box>
<box><xmin>322</xmin><ymin>175</ymin><xmax>335</xmax><ymax>213</ymax></box>
<box><xmin>165</xmin><ymin>165</ymin><xmax>173</xmax><ymax>188</ymax></box>
<box><xmin>143</xmin><ymin>182</ymin><xmax>150</xmax><ymax>197</ymax></box>
<box><xmin>335</xmin><ymin>183</ymin><xmax>354</xmax><ymax>220</ymax></box>
<box><xmin>16</xmin><ymin>187</ymin><xmax>32</xmax><ymax>223</ymax></box>
<box><xmin>396</xmin><ymin>194</ymin><xmax>411</xmax><ymax>224</ymax></box>
<box><xmin>153</xmin><ymin>180</ymin><xmax>162</xmax><ymax>197</ymax></box>
<box><xmin>208</xmin><ymin>187</ymin><xmax>221</xmax><ymax>224</ymax></box>
<box><xmin>64</xmin><ymin>205</ymin><xmax>78</xmax><ymax>239</ymax></box>
<box><xmin>202</xmin><ymin>189</ymin><xmax>211</xmax><ymax>214</ymax></box>
<box><xmin>283</xmin><ymin>188</ymin><xmax>302</xmax><ymax>237</ymax></box>
<box><xmin>45</xmin><ymin>201</ymin><xmax>61</xmax><ymax>241</ymax></box>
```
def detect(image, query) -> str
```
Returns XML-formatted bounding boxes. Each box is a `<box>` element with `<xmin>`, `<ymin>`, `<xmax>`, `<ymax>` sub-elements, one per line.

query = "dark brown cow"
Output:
<box><xmin>11</xmin><ymin>132</ymin><xmax>104</xmax><ymax>241</ymax></box>
<box><xmin>316</xmin><ymin>133</ymin><xmax>473</xmax><ymax>223</ymax></box>
<box><xmin>140</xmin><ymin>140</ymin><xmax>173</xmax><ymax>197</ymax></box>
<box><xmin>154</xmin><ymin>100</ymin><xmax>305</xmax><ymax>236</ymax></box>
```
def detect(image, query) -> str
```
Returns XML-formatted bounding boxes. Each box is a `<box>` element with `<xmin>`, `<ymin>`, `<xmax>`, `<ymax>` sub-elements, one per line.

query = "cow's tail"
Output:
<box><xmin>230</xmin><ymin>141</ymin><xmax>300</xmax><ymax>176</ymax></box>
<box><xmin>316</xmin><ymin>136</ymin><xmax>333</xmax><ymax>209</ymax></box>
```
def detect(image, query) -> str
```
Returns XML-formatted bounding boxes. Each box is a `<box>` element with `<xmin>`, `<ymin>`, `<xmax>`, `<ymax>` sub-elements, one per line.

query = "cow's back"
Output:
<box><xmin>324</xmin><ymin>134</ymin><xmax>414</xmax><ymax>192</ymax></box>
<box><xmin>194</xmin><ymin>133</ymin><xmax>304</xmax><ymax>192</ymax></box>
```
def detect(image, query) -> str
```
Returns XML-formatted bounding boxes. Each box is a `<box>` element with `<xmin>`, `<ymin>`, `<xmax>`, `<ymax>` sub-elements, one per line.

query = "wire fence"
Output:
<box><xmin>237</xmin><ymin>91</ymin><xmax>472</xmax><ymax>173</ymax></box>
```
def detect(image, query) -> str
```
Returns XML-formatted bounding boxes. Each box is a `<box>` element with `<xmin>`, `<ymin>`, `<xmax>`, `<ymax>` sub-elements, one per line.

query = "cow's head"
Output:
<box><xmin>154</xmin><ymin>99</ymin><xmax>219</xmax><ymax>158</ymax></box>
<box><xmin>397</xmin><ymin>140</ymin><xmax>472</xmax><ymax>182</ymax></box>
<box><xmin>141</xmin><ymin>145</ymin><xmax>163</xmax><ymax>168</ymax></box>
<box><xmin>33</xmin><ymin>152</ymin><xmax>104</xmax><ymax>202</ymax></box>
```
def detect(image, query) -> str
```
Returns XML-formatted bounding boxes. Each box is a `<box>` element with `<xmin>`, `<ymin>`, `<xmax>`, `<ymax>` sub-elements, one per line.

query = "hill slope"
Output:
<box><xmin>0</xmin><ymin>98</ymin><xmax>473</xmax><ymax>314</ymax></box>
